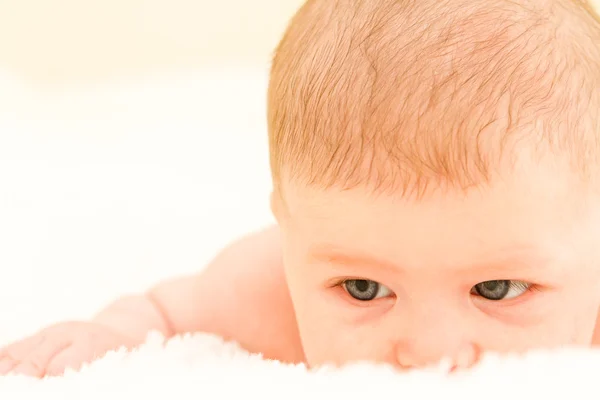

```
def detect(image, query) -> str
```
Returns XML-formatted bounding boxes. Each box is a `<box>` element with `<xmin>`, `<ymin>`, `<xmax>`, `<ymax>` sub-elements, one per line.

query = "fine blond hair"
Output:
<box><xmin>268</xmin><ymin>0</ymin><xmax>600</xmax><ymax>198</ymax></box>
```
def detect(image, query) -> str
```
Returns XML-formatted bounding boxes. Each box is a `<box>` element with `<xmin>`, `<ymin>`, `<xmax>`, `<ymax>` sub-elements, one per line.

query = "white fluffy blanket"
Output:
<box><xmin>0</xmin><ymin>331</ymin><xmax>597</xmax><ymax>399</ymax></box>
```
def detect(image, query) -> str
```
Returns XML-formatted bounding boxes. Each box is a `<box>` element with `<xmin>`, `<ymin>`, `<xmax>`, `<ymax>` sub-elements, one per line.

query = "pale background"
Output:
<box><xmin>0</xmin><ymin>0</ymin><xmax>598</xmax><ymax>346</ymax></box>
<box><xmin>0</xmin><ymin>0</ymin><xmax>304</xmax><ymax>345</ymax></box>
<box><xmin>0</xmin><ymin>0</ymin><xmax>304</xmax><ymax>85</ymax></box>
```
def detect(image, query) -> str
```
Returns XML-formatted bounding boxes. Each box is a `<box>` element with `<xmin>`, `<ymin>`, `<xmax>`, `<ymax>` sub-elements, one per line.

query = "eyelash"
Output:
<box><xmin>329</xmin><ymin>278</ymin><xmax>393</xmax><ymax>303</ymax></box>
<box><xmin>330</xmin><ymin>278</ymin><xmax>359</xmax><ymax>289</ymax></box>
<box><xmin>331</xmin><ymin>278</ymin><xmax>392</xmax><ymax>294</ymax></box>
<box><xmin>472</xmin><ymin>281</ymin><xmax>539</xmax><ymax>297</ymax></box>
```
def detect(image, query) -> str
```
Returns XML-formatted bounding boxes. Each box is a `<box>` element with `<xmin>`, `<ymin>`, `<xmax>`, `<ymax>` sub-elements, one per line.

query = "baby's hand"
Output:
<box><xmin>0</xmin><ymin>321</ymin><xmax>139</xmax><ymax>378</ymax></box>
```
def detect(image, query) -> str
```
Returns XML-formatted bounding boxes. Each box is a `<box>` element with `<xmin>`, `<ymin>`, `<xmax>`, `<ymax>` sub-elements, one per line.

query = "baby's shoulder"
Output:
<box><xmin>219</xmin><ymin>225</ymin><xmax>304</xmax><ymax>362</ymax></box>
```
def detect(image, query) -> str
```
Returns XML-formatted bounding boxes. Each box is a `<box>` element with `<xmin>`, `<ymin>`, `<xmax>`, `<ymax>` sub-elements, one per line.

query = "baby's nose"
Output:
<box><xmin>396</xmin><ymin>340</ymin><xmax>480</xmax><ymax>370</ymax></box>
<box><xmin>392</xmin><ymin>300</ymin><xmax>482</xmax><ymax>370</ymax></box>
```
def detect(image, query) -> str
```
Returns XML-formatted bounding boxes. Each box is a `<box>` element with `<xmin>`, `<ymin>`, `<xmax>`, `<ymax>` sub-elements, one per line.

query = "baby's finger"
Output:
<box><xmin>0</xmin><ymin>358</ymin><xmax>17</xmax><ymax>375</ymax></box>
<box><xmin>0</xmin><ymin>335</ymin><xmax>45</xmax><ymax>375</ymax></box>
<box><xmin>45</xmin><ymin>343</ymin><xmax>95</xmax><ymax>377</ymax></box>
<box><xmin>10</xmin><ymin>337</ymin><xmax>71</xmax><ymax>378</ymax></box>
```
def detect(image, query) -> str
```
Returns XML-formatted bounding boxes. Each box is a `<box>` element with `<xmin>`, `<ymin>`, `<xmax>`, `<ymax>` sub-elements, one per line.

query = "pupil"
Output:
<box><xmin>354</xmin><ymin>280</ymin><xmax>369</xmax><ymax>292</ymax></box>
<box><xmin>475</xmin><ymin>280</ymin><xmax>510</xmax><ymax>300</ymax></box>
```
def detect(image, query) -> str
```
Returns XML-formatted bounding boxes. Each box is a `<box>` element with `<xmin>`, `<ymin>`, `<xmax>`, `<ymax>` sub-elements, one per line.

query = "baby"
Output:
<box><xmin>2</xmin><ymin>0</ymin><xmax>600</xmax><ymax>377</ymax></box>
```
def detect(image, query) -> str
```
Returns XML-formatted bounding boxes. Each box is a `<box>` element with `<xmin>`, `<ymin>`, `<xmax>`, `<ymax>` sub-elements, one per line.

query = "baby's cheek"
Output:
<box><xmin>474</xmin><ymin>300</ymin><xmax>597</xmax><ymax>353</ymax></box>
<box><xmin>283</xmin><ymin>267</ymin><xmax>396</xmax><ymax>366</ymax></box>
<box><xmin>296</xmin><ymin>310</ymin><xmax>396</xmax><ymax>367</ymax></box>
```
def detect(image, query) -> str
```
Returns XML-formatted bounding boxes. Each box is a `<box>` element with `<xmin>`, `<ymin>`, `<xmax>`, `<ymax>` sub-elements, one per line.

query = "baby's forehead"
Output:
<box><xmin>285</xmin><ymin>186</ymin><xmax>600</xmax><ymax>285</ymax></box>
<box><xmin>280</xmin><ymin>154</ymin><xmax>600</xmax><ymax>270</ymax></box>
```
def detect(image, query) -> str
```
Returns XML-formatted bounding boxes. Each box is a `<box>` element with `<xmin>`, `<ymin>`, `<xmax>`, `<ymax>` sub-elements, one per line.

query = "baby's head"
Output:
<box><xmin>267</xmin><ymin>0</ymin><xmax>600</xmax><ymax>369</ymax></box>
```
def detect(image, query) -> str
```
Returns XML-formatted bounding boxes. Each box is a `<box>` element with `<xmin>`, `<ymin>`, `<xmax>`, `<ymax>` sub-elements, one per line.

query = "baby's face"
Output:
<box><xmin>273</xmin><ymin>157</ymin><xmax>600</xmax><ymax>369</ymax></box>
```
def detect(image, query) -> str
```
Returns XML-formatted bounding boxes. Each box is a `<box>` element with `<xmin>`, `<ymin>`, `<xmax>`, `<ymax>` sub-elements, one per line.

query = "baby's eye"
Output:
<box><xmin>471</xmin><ymin>280</ymin><xmax>531</xmax><ymax>301</ymax></box>
<box><xmin>343</xmin><ymin>279</ymin><xmax>393</xmax><ymax>301</ymax></box>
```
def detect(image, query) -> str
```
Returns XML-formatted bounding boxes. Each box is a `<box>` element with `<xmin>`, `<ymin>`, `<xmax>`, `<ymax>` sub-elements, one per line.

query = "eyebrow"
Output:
<box><xmin>307</xmin><ymin>245</ymin><xmax>403</xmax><ymax>274</ymax></box>
<box><xmin>306</xmin><ymin>243</ymin><xmax>561</xmax><ymax>277</ymax></box>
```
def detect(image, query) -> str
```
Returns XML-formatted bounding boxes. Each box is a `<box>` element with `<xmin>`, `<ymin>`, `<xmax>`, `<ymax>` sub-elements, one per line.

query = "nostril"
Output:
<box><xmin>449</xmin><ymin>343</ymin><xmax>481</xmax><ymax>373</ymax></box>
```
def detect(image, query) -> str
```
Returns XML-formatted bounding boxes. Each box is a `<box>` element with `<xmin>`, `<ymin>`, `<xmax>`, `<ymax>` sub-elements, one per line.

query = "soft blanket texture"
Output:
<box><xmin>0</xmin><ymin>331</ymin><xmax>598</xmax><ymax>399</ymax></box>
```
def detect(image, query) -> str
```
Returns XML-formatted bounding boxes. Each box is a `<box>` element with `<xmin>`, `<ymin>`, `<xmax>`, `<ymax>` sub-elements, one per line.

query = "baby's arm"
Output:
<box><xmin>93</xmin><ymin>225</ymin><xmax>305</xmax><ymax>363</ymax></box>
<box><xmin>0</xmin><ymin>225</ymin><xmax>303</xmax><ymax>377</ymax></box>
